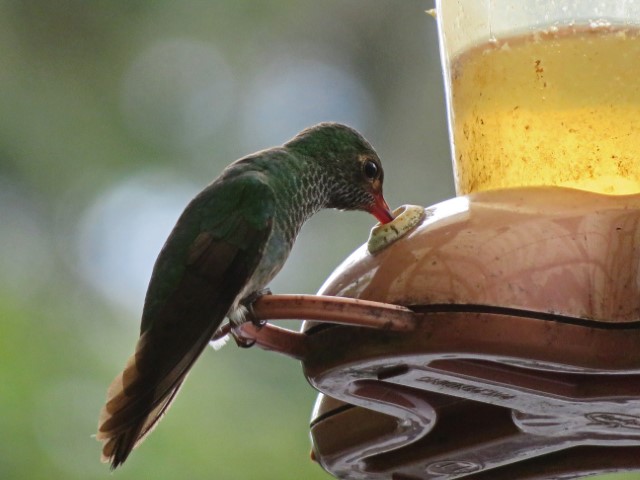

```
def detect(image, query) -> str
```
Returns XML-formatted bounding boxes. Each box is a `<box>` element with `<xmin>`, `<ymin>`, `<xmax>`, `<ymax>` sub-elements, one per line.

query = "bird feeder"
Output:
<box><xmin>234</xmin><ymin>1</ymin><xmax>640</xmax><ymax>478</ymax></box>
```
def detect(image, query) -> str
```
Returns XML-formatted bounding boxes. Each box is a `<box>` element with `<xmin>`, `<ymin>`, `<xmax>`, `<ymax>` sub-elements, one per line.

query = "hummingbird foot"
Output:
<box><xmin>226</xmin><ymin>288</ymin><xmax>273</xmax><ymax>348</ymax></box>
<box><xmin>238</xmin><ymin>288</ymin><xmax>273</xmax><ymax>327</ymax></box>
<box><xmin>230</xmin><ymin>329</ymin><xmax>257</xmax><ymax>348</ymax></box>
<box><xmin>209</xmin><ymin>319</ymin><xmax>256</xmax><ymax>348</ymax></box>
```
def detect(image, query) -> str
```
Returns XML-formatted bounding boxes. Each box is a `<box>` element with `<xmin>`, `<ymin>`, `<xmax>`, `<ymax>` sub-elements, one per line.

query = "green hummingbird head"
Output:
<box><xmin>285</xmin><ymin>123</ymin><xmax>393</xmax><ymax>224</ymax></box>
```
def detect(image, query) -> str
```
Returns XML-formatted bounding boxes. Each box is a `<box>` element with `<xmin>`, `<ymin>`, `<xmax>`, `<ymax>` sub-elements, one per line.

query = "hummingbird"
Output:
<box><xmin>96</xmin><ymin>122</ymin><xmax>393</xmax><ymax>468</ymax></box>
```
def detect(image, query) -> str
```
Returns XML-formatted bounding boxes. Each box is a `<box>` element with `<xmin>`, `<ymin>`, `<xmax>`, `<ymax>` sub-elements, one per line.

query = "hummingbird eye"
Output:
<box><xmin>362</xmin><ymin>159</ymin><xmax>379</xmax><ymax>181</ymax></box>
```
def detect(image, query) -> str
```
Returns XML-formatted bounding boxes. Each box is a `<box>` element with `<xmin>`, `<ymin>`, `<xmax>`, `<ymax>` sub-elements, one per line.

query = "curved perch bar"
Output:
<box><xmin>211</xmin><ymin>294</ymin><xmax>417</xmax><ymax>359</ymax></box>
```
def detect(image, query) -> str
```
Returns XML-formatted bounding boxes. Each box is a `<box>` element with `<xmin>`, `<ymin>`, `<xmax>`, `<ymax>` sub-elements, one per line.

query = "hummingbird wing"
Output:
<box><xmin>97</xmin><ymin>173</ymin><xmax>275</xmax><ymax>468</ymax></box>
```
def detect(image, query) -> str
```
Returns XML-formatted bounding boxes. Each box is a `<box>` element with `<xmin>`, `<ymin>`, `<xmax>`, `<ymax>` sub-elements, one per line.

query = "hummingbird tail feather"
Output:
<box><xmin>98</xmin><ymin>379</ymin><xmax>183</xmax><ymax>468</ymax></box>
<box><xmin>96</xmin><ymin>330</ymin><xmax>196</xmax><ymax>469</ymax></box>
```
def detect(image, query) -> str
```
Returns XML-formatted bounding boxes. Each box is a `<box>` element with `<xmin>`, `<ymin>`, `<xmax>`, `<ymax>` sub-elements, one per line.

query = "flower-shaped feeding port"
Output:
<box><xmin>368</xmin><ymin>205</ymin><xmax>426</xmax><ymax>254</ymax></box>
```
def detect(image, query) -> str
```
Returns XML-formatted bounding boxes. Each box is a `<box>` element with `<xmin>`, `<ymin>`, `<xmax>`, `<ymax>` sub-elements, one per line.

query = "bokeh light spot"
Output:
<box><xmin>120</xmin><ymin>38</ymin><xmax>235</xmax><ymax>152</ymax></box>
<box><xmin>241</xmin><ymin>58</ymin><xmax>376</xmax><ymax>149</ymax></box>
<box><xmin>77</xmin><ymin>170</ymin><xmax>198</xmax><ymax>314</ymax></box>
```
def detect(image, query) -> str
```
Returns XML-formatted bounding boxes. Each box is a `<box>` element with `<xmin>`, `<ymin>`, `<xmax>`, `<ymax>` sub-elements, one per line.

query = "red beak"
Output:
<box><xmin>370</xmin><ymin>193</ymin><xmax>394</xmax><ymax>224</ymax></box>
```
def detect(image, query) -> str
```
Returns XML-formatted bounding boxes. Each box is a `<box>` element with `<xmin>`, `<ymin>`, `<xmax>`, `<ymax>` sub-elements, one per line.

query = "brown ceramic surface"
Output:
<box><xmin>317</xmin><ymin>186</ymin><xmax>640</xmax><ymax>322</ymax></box>
<box><xmin>233</xmin><ymin>187</ymin><xmax>640</xmax><ymax>479</ymax></box>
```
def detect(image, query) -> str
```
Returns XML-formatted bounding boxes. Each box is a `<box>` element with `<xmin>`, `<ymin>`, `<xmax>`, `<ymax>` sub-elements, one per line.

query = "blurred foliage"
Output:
<box><xmin>0</xmin><ymin>1</ymin><xmax>637</xmax><ymax>480</ymax></box>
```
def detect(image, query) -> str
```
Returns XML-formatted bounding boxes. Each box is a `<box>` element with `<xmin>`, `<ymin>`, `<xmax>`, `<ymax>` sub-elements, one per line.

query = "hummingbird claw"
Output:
<box><xmin>251</xmin><ymin>317</ymin><xmax>267</xmax><ymax>328</ymax></box>
<box><xmin>240</xmin><ymin>288</ymin><xmax>272</xmax><ymax>327</ymax></box>
<box><xmin>242</xmin><ymin>287</ymin><xmax>273</xmax><ymax>305</ymax></box>
<box><xmin>230</xmin><ymin>330</ymin><xmax>256</xmax><ymax>348</ymax></box>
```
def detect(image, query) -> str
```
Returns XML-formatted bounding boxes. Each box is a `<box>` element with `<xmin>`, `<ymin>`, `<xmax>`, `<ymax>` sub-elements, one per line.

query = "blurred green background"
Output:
<box><xmin>0</xmin><ymin>1</ymin><xmax>638</xmax><ymax>479</ymax></box>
